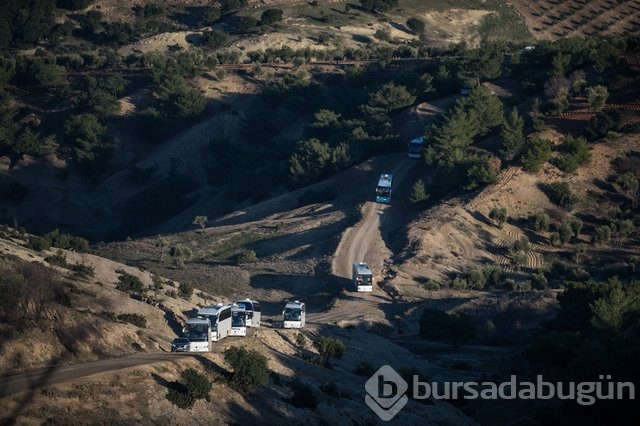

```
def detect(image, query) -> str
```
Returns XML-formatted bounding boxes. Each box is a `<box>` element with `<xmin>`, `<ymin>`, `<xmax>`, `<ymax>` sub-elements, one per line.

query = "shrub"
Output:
<box><xmin>179</xmin><ymin>281</ymin><xmax>194</xmax><ymax>299</ymax></box>
<box><xmin>553</xmin><ymin>135</ymin><xmax>592</xmax><ymax>173</ymax></box>
<box><xmin>423</xmin><ymin>279</ymin><xmax>440</xmax><ymax>291</ymax></box>
<box><xmin>116</xmin><ymin>271</ymin><xmax>144</xmax><ymax>293</ymax></box>
<box><xmin>531</xmin><ymin>272</ymin><xmax>548</xmax><ymax>290</ymax></box>
<box><xmin>45</xmin><ymin>250</ymin><xmax>68</xmax><ymax>268</ymax></box>
<box><xmin>288</xmin><ymin>379</ymin><xmax>318</xmax><ymax>410</ymax></box>
<box><xmin>28</xmin><ymin>236</ymin><xmax>50</xmax><ymax>252</ymax></box>
<box><xmin>117</xmin><ymin>313</ymin><xmax>147</xmax><ymax>328</ymax></box>
<box><xmin>409</xmin><ymin>179</ymin><xmax>429</xmax><ymax>204</ymax></box>
<box><xmin>70</xmin><ymin>263</ymin><xmax>95</xmax><ymax>279</ymax></box>
<box><xmin>547</xmin><ymin>181</ymin><xmax>579</xmax><ymax>211</ymax></box>
<box><xmin>530</xmin><ymin>212</ymin><xmax>550</xmax><ymax>232</ymax></box>
<box><xmin>236</xmin><ymin>250</ymin><xmax>258</xmax><ymax>265</ymax></box>
<box><xmin>224</xmin><ymin>347</ymin><xmax>270</xmax><ymax>394</ymax></box>
<box><xmin>166</xmin><ymin>368</ymin><xmax>212</xmax><ymax>409</ymax></box>
<box><xmin>489</xmin><ymin>206</ymin><xmax>508</xmax><ymax>228</ymax></box>
<box><xmin>504</xmin><ymin>279</ymin><xmax>517</xmax><ymax>291</ymax></box>
<box><xmin>482</xmin><ymin>264</ymin><xmax>505</xmax><ymax>288</ymax></box>
<box><xmin>511</xmin><ymin>236</ymin><xmax>531</xmax><ymax>254</ymax></box>
<box><xmin>451</xmin><ymin>277</ymin><xmax>468</xmax><ymax>290</ymax></box>
<box><xmin>313</xmin><ymin>336</ymin><xmax>345</xmax><ymax>365</ymax></box>
<box><xmin>406</xmin><ymin>17</ymin><xmax>426</xmax><ymax>34</ymax></box>
<box><xmin>521</xmin><ymin>137</ymin><xmax>551</xmax><ymax>172</ymax></box>
<box><xmin>419</xmin><ymin>309</ymin><xmax>475</xmax><ymax>348</ymax></box>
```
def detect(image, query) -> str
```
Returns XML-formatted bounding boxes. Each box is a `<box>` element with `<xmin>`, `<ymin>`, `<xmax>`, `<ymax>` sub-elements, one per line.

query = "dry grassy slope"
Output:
<box><xmin>388</xmin><ymin>132</ymin><xmax>640</xmax><ymax>299</ymax></box>
<box><xmin>0</xmin><ymin>235</ymin><xmax>207</xmax><ymax>375</ymax></box>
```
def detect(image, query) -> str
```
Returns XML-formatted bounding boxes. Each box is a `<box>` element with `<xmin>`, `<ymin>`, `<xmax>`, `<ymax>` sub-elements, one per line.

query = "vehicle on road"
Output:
<box><xmin>408</xmin><ymin>136</ymin><xmax>424</xmax><ymax>159</ymax></box>
<box><xmin>197</xmin><ymin>303</ymin><xmax>233</xmax><ymax>342</ymax></box>
<box><xmin>182</xmin><ymin>318</ymin><xmax>211</xmax><ymax>352</ymax></box>
<box><xmin>352</xmin><ymin>262</ymin><xmax>373</xmax><ymax>292</ymax></box>
<box><xmin>375</xmin><ymin>173</ymin><xmax>393</xmax><ymax>203</ymax></box>
<box><xmin>283</xmin><ymin>301</ymin><xmax>305</xmax><ymax>328</ymax></box>
<box><xmin>171</xmin><ymin>337</ymin><xmax>190</xmax><ymax>352</ymax></box>
<box><xmin>235</xmin><ymin>298</ymin><xmax>261</xmax><ymax>327</ymax></box>
<box><xmin>230</xmin><ymin>304</ymin><xmax>248</xmax><ymax>336</ymax></box>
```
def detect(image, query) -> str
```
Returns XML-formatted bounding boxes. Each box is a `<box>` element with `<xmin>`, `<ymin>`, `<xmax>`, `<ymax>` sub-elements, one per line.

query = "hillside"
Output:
<box><xmin>2</xmin><ymin>1</ymin><xmax>640</xmax><ymax>425</ymax></box>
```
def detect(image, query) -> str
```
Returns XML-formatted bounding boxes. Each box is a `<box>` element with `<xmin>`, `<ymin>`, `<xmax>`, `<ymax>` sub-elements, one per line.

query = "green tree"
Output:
<box><xmin>359</xmin><ymin>0</ymin><xmax>398</xmax><ymax>13</ymax></box>
<box><xmin>464</xmin><ymin>85</ymin><xmax>503</xmax><ymax>136</ymax></box>
<box><xmin>202</xmin><ymin>7</ymin><xmax>221</xmax><ymax>24</ymax></box>
<box><xmin>409</xmin><ymin>179</ymin><xmax>429</xmax><ymax>204</ymax></box>
<box><xmin>363</xmin><ymin>82</ymin><xmax>415</xmax><ymax>115</ymax></box>
<box><xmin>63</xmin><ymin>113</ymin><xmax>110</xmax><ymax>164</ymax></box>
<box><xmin>529</xmin><ymin>212</ymin><xmax>551</xmax><ymax>232</ymax></box>
<box><xmin>489</xmin><ymin>206</ymin><xmax>508</xmax><ymax>228</ymax></box>
<box><xmin>591</xmin><ymin>286</ymin><xmax>637</xmax><ymax>332</ymax></box>
<box><xmin>521</xmin><ymin>136</ymin><xmax>551</xmax><ymax>172</ymax></box>
<box><xmin>179</xmin><ymin>281</ymin><xmax>194</xmax><ymax>299</ymax></box>
<box><xmin>289</xmin><ymin>138</ymin><xmax>332</xmax><ymax>184</ymax></box>
<box><xmin>500</xmin><ymin>107</ymin><xmax>525</xmax><ymax>160</ymax></box>
<box><xmin>313</xmin><ymin>336</ymin><xmax>345</xmax><ymax>365</ymax></box>
<box><xmin>260</xmin><ymin>9</ymin><xmax>283</xmax><ymax>26</ymax></box>
<box><xmin>12</xmin><ymin>128</ymin><xmax>57</xmax><ymax>156</ymax></box>
<box><xmin>616</xmin><ymin>172</ymin><xmax>638</xmax><ymax>206</ymax></box>
<box><xmin>157</xmin><ymin>75</ymin><xmax>206</xmax><ymax>118</ymax></box>
<box><xmin>224</xmin><ymin>347</ymin><xmax>270</xmax><ymax>394</ymax></box>
<box><xmin>586</xmin><ymin>85</ymin><xmax>609</xmax><ymax>111</ymax></box>
<box><xmin>166</xmin><ymin>368</ymin><xmax>212</xmax><ymax>409</ymax></box>
<box><xmin>406</xmin><ymin>17</ymin><xmax>425</xmax><ymax>34</ymax></box>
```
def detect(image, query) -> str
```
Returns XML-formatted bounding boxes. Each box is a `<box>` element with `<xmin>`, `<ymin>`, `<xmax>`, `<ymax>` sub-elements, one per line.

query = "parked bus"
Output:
<box><xmin>183</xmin><ymin>317</ymin><xmax>211</xmax><ymax>352</ymax></box>
<box><xmin>352</xmin><ymin>262</ymin><xmax>373</xmax><ymax>292</ymax></box>
<box><xmin>229</xmin><ymin>304</ymin><xmax>247</xmax><ymax>337</ymax></box>
<box><xmin>408</xmin><ymin>136</ymin><xmax>424</xmax><ymax>159</ymax></box>
<box><xmin>197</xmin><ymin>303</ymin><xmax>232</xmax><ymax>342</ymax></box>
<box><xmin>375</xmin><ymin>173</ymin><xmax>393</xmax><ymax>203</ymax></box>
<box><xmin>283</xmin><ymin>301</ymin><xmax>306</xmax><ymax>329</ymax></box>
<box><xmin>235</xmin><ymin>299</ymin><xmax>261</xmax><ymax>327</ymax></box>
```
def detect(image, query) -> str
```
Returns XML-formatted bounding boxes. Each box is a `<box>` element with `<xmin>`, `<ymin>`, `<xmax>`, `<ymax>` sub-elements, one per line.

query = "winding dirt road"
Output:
<box><xmin>0</xmin><ymin>156</ymin><xmax>417</xmax><ymax>397</ymax></box>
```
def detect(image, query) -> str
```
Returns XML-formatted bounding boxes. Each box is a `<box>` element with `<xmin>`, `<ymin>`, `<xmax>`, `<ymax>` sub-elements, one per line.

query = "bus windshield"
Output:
<box><xmin>357</xmin><ymin>275</ymin><xmax>372</xmax><ymax>285</ymax></box>
<box><xmin>232</xmin><ymin>311</ymin><xmax>246</xmax><ymax>327</ymax></box>
<box><xmin>184</xmin><ymin>323</ymin><xmax>208</xmax><ymax>340</ymax></box>
<box><xmin>284</xmin><ymin>308</ymin><xmax>301</xmax><ymax>321</ymax></box>
<box><xmin>376</xmin><ymin>186</ymin><xmax>391</xmax><ymax>196</ymax></box>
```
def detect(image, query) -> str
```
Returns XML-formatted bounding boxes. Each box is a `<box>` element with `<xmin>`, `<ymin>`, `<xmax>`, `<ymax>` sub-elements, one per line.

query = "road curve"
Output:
<box><xmin>0</xmin><ymin>155</ymin><xmax>418</xmax><ymax>397</ymax></box>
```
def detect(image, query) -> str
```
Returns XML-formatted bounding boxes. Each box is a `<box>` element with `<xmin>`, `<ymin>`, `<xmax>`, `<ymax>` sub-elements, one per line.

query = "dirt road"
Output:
<box><xmin>0</xmin><ymin>155</ymin><xmax>418</xmax><ymax>396</ymax></box>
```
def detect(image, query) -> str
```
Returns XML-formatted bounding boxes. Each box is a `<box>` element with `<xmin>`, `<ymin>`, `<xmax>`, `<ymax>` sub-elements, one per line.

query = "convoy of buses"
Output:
<box><xmin>174</xmin><ymin>140</ymin><xmax>425</xmax><ymax>352</ymax></box>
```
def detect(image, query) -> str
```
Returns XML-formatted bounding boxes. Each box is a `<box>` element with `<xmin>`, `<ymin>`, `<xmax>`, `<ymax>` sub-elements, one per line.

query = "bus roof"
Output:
<box><xmin>186</xmin><ymin>317</ymin><xmax>210</xmax><ymax>325</ymax></box>
<box><xmin>409</xmin><ymin>136</ymin><xmax>424</xmax><ymax>144</ymax></box>
<box><xmin>353</xmin><ymin>262</ymin><xmax>372</xmax><ymax>275</ymax></box>
<box><xmin>377</xmin><ymin>173</ymin><xmax>393</xmax><ymax>188</ymax></box>
<box><xmin>197</xmin><ymin>303</ymin><xmax>232</xmax><ymax>316</ymax></box>
<box><xmin>285</xmin><ymin>300</ymin><xmax>304</xmax><ymax>309</ymax></box>
<box><xmin>231</xmin><ymin>304</ymin><xmax>246</xmax><ymax>312</ymax></box>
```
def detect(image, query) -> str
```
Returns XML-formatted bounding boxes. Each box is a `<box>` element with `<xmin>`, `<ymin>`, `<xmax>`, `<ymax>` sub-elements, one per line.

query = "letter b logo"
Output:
<box><xmin>365</xmin><ymin>365</ymin><xmax>408</xmax><ymax>421</ymax></box>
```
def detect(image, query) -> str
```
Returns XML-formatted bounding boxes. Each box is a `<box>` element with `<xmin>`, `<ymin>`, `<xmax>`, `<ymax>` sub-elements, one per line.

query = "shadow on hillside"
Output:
<box><xmin>0</xmin><ymin>323</ymin><xmax>106</xmax><ymax>423</ymax></box>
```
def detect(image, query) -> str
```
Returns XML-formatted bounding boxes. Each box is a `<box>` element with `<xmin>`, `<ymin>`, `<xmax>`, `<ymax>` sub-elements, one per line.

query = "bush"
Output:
<box><xmin>531</xmin><ymin>272</ymin><xmax>548</xmax><ymax>290</ymax></box>
<box><xmin>530</xmin><ymin>212</ymin><xmax>550</xmax><ymax>232</ymax></box>
<box><xmin>45</xmin><ymin>250</ymin><xmax>68</xmax><ymax>268</ymax></box>
<box><xmin>489</xmin><ymin>206</ymin><xmax>508</xmax><ymax>228</ymax></box>
<box><xmin>288</xmin><ymin>379</ymin><xmax>318</xmax><ymax>410</ymax></box>
<box><xmin>166</xmin><ymin>368</ymin><xmax>211</xmax><ymax>409</ymax></box>
<box><xmin>521</xmin><ymin>137</ymin><xmax>551</xmax><ymax>172</ymax></box>
<box><xmin>28</xmin><ymin>236</ymin><xmax>51</xmax><ymax>252</ymax></box>
<box><xmin>406</xmin><ymin>17</ymin><xmax>426</xmax><ymax>34</ymax></box>
<box><xmin>419</xmin><ymin>309</ymin><xmax>475</xmax><ymax>348</ymax></box>
<box><xmin>313</xmin><ymin>336</ymin><xmax>345</xmax><ymax>365</ymax></box>
<box><xmin>71</xmin><ymin>263</ymin><xmax>95</xmax><ymax>279</ymax></box>
<box><xmin>179</xmin><ymin>281</ymin><xmax>194</xmax><ymax>299</ymax></box>
<box><xmin>117</xmin><ymin>313</ymin><xmax>147</xmax><ymax>328</ymax></box>
<box><xmin>236</xmin><ymin>250</ymin><xmax>258</xmax><ymax>265</ymax></box>
<box><xmin>547</xmin><ymin>181</ymin><xmax>579</xmax><ymax>211</ymax></box>
<box><xmin>116</xmin><ymin>271</ymin><xmax>144</xmax><ymax>293</ymax></box>
<box><xmin>261</xmin><ymin>9</ymin><xmax>284</xmax><ymax>26</ymax></box>
<box><xmin>224</xmin><ymin>347</ymin><xmax>270</xmax><ymax>394</ymax></box>
<box><xmin>409</xmin><ymin>179</ymin><xmax>429</xmax><ymax>204</ymax></box>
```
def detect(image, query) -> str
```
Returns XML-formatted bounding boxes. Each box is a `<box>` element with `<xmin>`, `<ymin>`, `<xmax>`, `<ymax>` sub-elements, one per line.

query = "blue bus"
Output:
<box><xmin>375</xmin><ymin>173</ymin><xmax>393</xmax><ymax>203</ymax></box>
<box><xmin>408</xmin><ymin>136</ymin><xmax>424</xmax><ymax>159</ymax></box>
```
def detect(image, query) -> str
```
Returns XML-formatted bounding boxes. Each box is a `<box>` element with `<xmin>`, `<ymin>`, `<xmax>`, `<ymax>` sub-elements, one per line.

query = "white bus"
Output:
<box><xmin>408</xmin><ymin>136</ymin><xmax>424</xmax><ymax>159</ymax></box>
<box><xmin>375</xmin><ymin>173</ymin><xmax>393</xmax><ymax>203</ymax></box>
<box><xmin>197</xmin><ymin>303</ymin><xmax>233</xmax><ymax>342</ymax></box>
<box><xmin>283</xmin><ymin>301</ymin><xmax>305</xmax><ymax>329</ymax></box>
<box><xmin>352</xmin><ymin>262</ymin><xmax>373</xmax><ymax>292</ymax></box>
<box><xmin>229</xmin><ymin>304</ymin><xmax>247</xmax><ymax>337</ymax></box>
<box><xmin>235</xmin><ymin>299</ymin><xmax>261</xmax><ymax>327</ymax></box>
<box><xmin>183</xmin><ymin>317</ymin><xmax>211</xmax><ymax>352</ymax></box>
